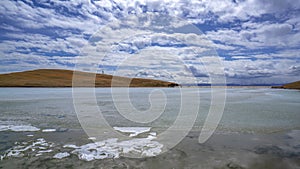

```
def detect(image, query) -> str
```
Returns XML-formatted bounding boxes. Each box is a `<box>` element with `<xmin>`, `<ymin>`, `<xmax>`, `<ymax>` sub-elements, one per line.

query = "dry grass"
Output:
<box><xmin>0</xmin><ymin>69</ymin><xmax>178</xmax><ymax>87</ymax></box>
<box><xmin>282</xmin><ymin>80</ymin><xmax>300</xmax><ymax>89</ymax></box>
<box><xmin>272</xmin><ymin>80</ymin><xmax>300</xmax><ymax>90</ymax></box>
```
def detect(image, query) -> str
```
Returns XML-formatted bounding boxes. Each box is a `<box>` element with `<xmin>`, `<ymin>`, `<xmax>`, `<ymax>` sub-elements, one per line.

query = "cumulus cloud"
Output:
<box><xmin>0</xmin><ymin>0</ymin><xmax>299</xmax><ymax>84</ymax></box>
<box><xmin>206</xmin><ymin>22</ymin><xmax>299</xmax><ymax>49</ymax></box>
<box><xmin>223</xmin><ymin>58</ymin><xmax>300</xmax><ymax>84</ymax></box>
<box><xmin>289</xmin><ymin>65</ymin><xmax>300</xmax><ymax>75</ymax></box>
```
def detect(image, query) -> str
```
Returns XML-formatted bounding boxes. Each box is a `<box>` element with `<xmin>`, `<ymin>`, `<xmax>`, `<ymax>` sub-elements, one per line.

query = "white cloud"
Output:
<box><xmin>0</xmin><ymin>33</ymin><xmax>85</xmax><ymax>56</ymax></box>
<box><xmin>0</xmin><ymin>0</ymin><xmax>299</xmax><ymax>84</ymax></box>
<box><xmin>223</xmin><ymin>58</ymin><xmax>300</xmax><ymax>84</ymax></box>
<box><xmin>206</xmin><ymin>21</ymin><xmax>300</xmax><ymax>49</ymax></box>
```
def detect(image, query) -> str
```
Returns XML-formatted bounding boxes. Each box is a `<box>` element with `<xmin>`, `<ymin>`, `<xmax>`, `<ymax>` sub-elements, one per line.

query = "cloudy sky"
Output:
<box><xmin>0</xmin><ymin>0</ymin><xmax>300</xmax><ymax>85</ymax></box>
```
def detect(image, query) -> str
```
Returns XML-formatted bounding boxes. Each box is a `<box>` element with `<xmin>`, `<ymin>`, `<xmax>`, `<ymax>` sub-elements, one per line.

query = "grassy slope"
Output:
<box><xmin>0</xmin><ymin>69</ymin><xmax>178</xmax><ymax>87</ymax></box>
<box><xmin>282</xmin><ymin>80</ymin><xmax>300</xmax><ymax>89</ymax></box>
<box><xmin>272</xmin><ymin>80</ymin><xmax>300</xmax><ymax>89</ymax></box>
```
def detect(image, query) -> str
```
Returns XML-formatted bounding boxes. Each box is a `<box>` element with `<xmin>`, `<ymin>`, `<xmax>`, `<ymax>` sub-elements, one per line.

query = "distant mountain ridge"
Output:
<box><xmin>272</xmin><ymin>80</ymin><xmax>300</xmax><ymax>90</ymax></box>
<box><xmin>0</xmin><ymin>69</ymin><xmax>179</xmax><ymax>87</ymax></box>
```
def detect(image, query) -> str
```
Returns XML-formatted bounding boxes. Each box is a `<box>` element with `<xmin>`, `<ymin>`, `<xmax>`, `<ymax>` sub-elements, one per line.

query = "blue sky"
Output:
<box><xmin>0</xmin><ymin>0</ymin><xmax>300</xmax><ymax>85</ymax></box>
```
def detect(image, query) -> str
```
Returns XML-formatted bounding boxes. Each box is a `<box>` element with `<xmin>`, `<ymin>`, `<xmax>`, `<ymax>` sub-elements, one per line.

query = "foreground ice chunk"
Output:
<box><xmin>0</xmin><ymin>125</ymin><xmax>10</xmax><ymax>131</ymax></box>
<box><xmin>70</xmin><ymin>135</ymin><xmax>163</xmax><ymax>161</ymax></box>
<box><xmin>63</xmin><ymin>144</ymin><xmax>79</xmax><ymax>149</ymax></box>
<box><xmin>53</xmin><ymin>152</ymin><xmax>70</xmax><ymax>159</ymax></box>
<box><xmin>1</xmin><ymin>138</ymin><xmax>54</xmax><ymax>160</ymax></box>
<box><xmin>88</xmin><ymin>137</ymin><xmax>96</xmax><ymax>140</ymax></box>
<box><xmin>1</xmin><ymin>128</ymin><xmax>163</xmax><ymax>161</ymax></box>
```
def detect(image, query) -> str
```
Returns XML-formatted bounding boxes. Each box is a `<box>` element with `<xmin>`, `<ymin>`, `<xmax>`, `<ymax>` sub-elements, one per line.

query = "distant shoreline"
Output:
<box><xmin>0</xmin><ymin>86</ymin><xmax>272</xmax><ymax>88</ymax></box>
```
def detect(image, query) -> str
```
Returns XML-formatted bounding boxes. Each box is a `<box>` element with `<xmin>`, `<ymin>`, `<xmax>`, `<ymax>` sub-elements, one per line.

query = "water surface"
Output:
<box><xmin>0</xmin><ymin>88</ymin><xmax>299</xmax><ymax>169</ymax></box>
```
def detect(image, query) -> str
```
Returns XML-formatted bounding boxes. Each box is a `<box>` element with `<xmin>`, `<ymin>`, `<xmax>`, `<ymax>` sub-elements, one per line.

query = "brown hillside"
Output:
<box><xmin>0</xmin><ymin>69</ymin><xmax>178</xmax><ymax>87</ymax></box>
<box><xmin>272</xmin><ymin>80</ymin><xmax>300</xmax><ymax>90</ymax></box>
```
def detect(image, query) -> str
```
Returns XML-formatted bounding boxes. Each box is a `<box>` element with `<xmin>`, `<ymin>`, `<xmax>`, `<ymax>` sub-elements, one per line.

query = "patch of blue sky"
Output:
<box><xmin>11</xmin><ymin>47</ymin><xmax>78</xmax><ymax>58</ymax></box>
<box><xmin>236</xmin><ymin>47</ymin><xmax>279</xmax><ymax>56</ymax></box>
<box><xmin>249</xmin><ymin>14</ymin><xmax>285</xmax><ymax>24</ymax></box>
<box><xmin>0</xmin><ymin>59</ymin><xmax>20</xmax><ymax>65</ymax></box>
<box><xmin>98</xmin><ymin>65</ymin><xmax>118</xmax><ymax>72</ymax></box>
<box><xmin>53</xmin><ymin>60</ymin><xmax>75</xmax><ymax>67</ymax></box>
<box><xmin>29</xmin><ymin>0</ymin><xmax>84</xmax><ymax>17</ymax></box>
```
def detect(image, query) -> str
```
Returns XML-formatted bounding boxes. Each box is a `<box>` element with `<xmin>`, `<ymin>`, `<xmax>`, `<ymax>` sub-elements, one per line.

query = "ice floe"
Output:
<box><xmin>53</xmin><ymin>152</ymin><xmax>70</xmax><ymax>159</ymax></box>
<box><xmin>287</xmin><ymin>130</ymin><xmax>300</xmax><ymax>141</ymax></box>
<box><xmin>1</xmin><ymin>138</ymin><xmax>54</xmax><ymax>159</ymax></box>
<box><xmin>113</xmin><ymin>127</ymin><xmax>151</xmax><ymax>137</ymax></box>
<box><xmin>0</xmin><ymin>124</ymin><xmax>60</xmax><ymax>133</ymax></box>
<box><xmin>0</xmin><ymin>125</ymin><xmax>40</xmax><ymax>132</ymax></box>
<box><xmin>0</xmin><ymin>127</ymin><xmax>163</xmax><ymax>161</ymax></box>
<box><xmin>69</xmin><ymin>134</ymin><xmax>163</xmax><ymax>161</ymax></box>
<box><xmin>42</xmin><ymin>129</ymin><xmax>56</xmax><ymax>132</ymax></box>
<box><xmin>63</xmin><ymin>144</ymin><xmax>79</xmax><ymax>149</ymax></box>
<box><xmin>0</xmin><ymin>121</ymin><xmax>60</xmax><ymax>133</ymax></box>
<box><xmin>88</xmin><ymin>137</ymin><xmax>96</xmax><ymax>140</ymax></box>
<box><xmin>149</xmin><ymin>132</ymin><xmax>157</xmax><ymax>136</ymax></box>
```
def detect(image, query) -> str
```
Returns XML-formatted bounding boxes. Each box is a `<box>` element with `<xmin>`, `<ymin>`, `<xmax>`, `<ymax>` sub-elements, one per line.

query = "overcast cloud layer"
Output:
<box><xmin>0</xmin><ymin>0</ymin><xmax>300</xmax><ymax>84</ymax></box>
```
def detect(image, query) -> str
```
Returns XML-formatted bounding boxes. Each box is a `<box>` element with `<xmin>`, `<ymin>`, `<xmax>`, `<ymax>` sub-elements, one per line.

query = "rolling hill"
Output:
<box><xmin>0</xmin><ymin>69</ymin><xmax>179</xmax><ymax>87</ymax></box>
<box><xmin>272</xmin><ymin>80</ymin><xmax>300</xmax><ymax>90</ymax></box>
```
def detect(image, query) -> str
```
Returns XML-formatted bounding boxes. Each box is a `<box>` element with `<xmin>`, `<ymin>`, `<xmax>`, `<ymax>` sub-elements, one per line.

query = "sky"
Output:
<box><xmin>0</xmin><ymin>0</ymin><xmax>300</xmax><ymax>85</ymax></box>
